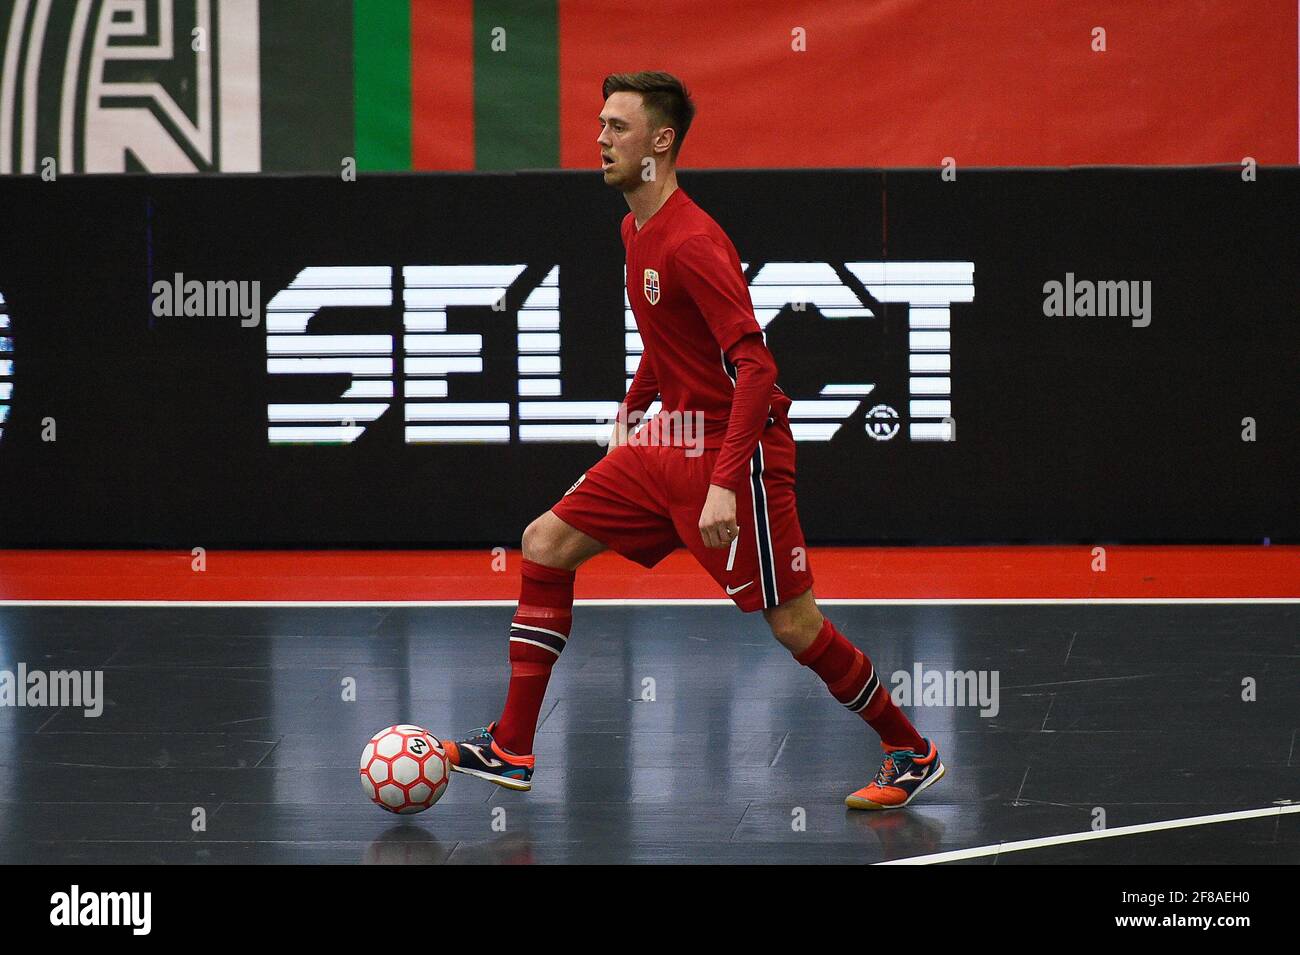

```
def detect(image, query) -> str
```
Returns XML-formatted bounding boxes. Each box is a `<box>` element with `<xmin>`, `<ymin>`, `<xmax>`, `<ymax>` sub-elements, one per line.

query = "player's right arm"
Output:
<box><xmin>609</xmin><ymin>353</ymin><xmax>659</xmax><ymax>454</ymax></box>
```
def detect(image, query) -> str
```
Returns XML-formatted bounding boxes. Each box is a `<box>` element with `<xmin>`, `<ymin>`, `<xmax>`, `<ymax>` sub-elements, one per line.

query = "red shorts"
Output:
<box><xmin>549</xmin><ymin>419</ymin><xmax>814</xmax><ymax>612</ymax></box>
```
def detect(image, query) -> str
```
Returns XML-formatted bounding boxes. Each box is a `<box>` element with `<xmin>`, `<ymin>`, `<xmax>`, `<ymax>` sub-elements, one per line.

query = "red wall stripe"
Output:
<box><xmin>559</xmin><ymin>0</ymin><xmax>1298</xmax><ymax>169</ymax></box>
<box><xmin>412</xmin><ymin>0</ymin><xmax>474</xmax><ymax>170</ymax></box>
<box><xmin>0</xmin><ymin>547</ymin><xmax>1295</xmax><ymax>602</ymax></box>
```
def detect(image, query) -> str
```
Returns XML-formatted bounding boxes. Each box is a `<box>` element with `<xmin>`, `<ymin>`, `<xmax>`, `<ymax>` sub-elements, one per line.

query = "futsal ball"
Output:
<box><xmin>359</xmin><ymin>725</ymin><xmax>450</xmax><ymax>814</ymax></box>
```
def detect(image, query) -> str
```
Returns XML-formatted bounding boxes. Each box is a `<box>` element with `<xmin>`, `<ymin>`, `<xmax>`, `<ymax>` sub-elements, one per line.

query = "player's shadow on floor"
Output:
<box><xmin>362</xmin><ymin>825</ymin><xmax>535</xmax><ymax>865</ymax></box>
<box><xmin>361</xmin><ymin>825</ymin><xmax>447</xmax><ymax>865</ymax></box>
<box><xmin>845</xmin><ymin>808</ymin><xmax>947</xmax><ymax>860</ymax></box>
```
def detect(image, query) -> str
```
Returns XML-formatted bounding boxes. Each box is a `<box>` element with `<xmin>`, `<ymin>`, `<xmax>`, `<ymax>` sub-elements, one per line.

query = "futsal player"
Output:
<box><xmin>443</xmin><ymin>72</ymin><xmax>945</xmax><ymax>810</ymax></box>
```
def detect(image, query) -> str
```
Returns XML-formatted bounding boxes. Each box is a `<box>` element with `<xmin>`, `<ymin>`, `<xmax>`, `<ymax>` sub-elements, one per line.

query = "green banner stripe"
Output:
<box><xmin>473</xmin><ymin>0</ymin><xmax>558</xmax><ymax>170</ymax></box>
<box><xmin>353</xmin><ymin>0</ymin><xmax>411</xmax><ymax>170</ymax></box>
<box><xmin>260</xmin><ymin>1</ymin><xmax>355</xmax><ymax>172</ymax></box>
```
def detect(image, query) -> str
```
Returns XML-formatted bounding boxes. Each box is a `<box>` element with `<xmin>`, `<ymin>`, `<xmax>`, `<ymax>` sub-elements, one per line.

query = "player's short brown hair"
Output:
<box><xmin>601</xmin><ymin>71</ymin><xmax>695</xmax><ymax>160</ymax></box>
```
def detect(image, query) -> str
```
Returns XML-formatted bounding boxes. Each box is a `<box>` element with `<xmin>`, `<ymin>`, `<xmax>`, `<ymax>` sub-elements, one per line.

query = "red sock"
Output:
<box><xmin>493</xmin><ymin>558</ymin><xmax>575</xmax><ymax>756</ymax></box>
<box><xmin>794</xmin><ymin>617</ymin><xmax>925</xmax><ymax>751</ymax></box>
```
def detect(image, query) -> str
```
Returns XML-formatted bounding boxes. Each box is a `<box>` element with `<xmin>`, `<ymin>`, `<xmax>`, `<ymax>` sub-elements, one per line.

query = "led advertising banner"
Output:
<box><xmin>0</xmin><ymin>169</ymin><xmax>1294</xmax><ymax>545</ymax></box>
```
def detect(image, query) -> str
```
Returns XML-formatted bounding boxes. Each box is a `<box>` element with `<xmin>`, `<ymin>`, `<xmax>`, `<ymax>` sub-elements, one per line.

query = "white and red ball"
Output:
<box><xmin>359</xmin><ymin>724</ymin><xmax>450</xmax><ymax>814</ymax></box>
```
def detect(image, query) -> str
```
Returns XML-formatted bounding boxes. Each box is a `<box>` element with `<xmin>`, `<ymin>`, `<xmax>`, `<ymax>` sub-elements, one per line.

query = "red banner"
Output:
<box><xmin>559</xmin><ymin>0</ymin><xmax>1298</xmax><ymax>168</ymax></box>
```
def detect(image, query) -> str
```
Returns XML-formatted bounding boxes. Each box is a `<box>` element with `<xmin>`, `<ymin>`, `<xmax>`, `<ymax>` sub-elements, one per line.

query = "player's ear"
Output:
<box><xmin>655</xmin><ymin>126</ymin><xmax>676</xmax><ymax>157</ymax></box>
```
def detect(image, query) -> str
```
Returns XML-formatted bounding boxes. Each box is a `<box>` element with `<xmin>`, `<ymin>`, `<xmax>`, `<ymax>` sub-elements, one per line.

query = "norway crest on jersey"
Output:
<box><xmin>643</xmin><ymin>268</ymin><xmax>660</xmax><ymax>305</ymax></box>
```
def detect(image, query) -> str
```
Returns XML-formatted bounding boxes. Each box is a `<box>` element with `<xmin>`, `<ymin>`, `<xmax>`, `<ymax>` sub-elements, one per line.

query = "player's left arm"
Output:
<box><xmin>674</xmin><ymin>235</ymin><xmax>779</xmax><ymax>548</ymax></box>
<box><xmin>610</xmin><ymin>352</ymin><xmax>660</xmax><ymax>454</ymax></box>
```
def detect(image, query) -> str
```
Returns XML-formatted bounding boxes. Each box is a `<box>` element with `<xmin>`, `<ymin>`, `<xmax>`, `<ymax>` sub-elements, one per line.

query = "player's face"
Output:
<box><xmin>597</xmin><ymin>92</ymin><xmax>657</xmax><ymax>191</ymax></box>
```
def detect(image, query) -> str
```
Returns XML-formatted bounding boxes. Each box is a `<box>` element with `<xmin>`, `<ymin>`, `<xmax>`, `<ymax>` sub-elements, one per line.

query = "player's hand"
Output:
<box><xmin>698</xmin><ymin>484</ymin><xmax>739</xmax><ymax>549</ymax></box>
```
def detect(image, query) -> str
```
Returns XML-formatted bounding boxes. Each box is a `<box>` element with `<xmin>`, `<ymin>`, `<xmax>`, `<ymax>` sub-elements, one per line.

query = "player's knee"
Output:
<box><xmin>522</xmin><ymin>512</ymin><xmax>585</xmax><ymax>569</ymax></box>
<box><xmin>765</xmin><ymin>601</ymin><xmax>823</xmax><ymax>652</ymax></box>
<box><xmin>765</xmin><ymin>611</ymin><xmax>807</xmax><ymax>649</ymax></box>
<box><xmin>521</xmin><ymin>516</ymin><xmax>558</xmax><ymax>565</ymax></box>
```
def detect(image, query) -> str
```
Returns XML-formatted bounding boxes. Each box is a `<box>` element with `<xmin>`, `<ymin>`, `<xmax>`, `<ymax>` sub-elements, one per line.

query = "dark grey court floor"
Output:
<box><xmin>0</xmin><ymin>603</ymin><xmax>1295</xmax><ymax>864</ymax></box>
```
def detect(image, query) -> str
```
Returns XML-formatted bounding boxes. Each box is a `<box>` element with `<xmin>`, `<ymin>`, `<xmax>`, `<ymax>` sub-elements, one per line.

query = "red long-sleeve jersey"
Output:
<box><xmin>617</xmin><ymin>187</ymin><xmax>791</xmax><ymax>492</ymax></box>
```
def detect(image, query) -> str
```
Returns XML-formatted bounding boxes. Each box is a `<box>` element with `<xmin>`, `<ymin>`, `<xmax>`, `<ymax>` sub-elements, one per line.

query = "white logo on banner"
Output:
<box><xmin>865</xmin><ymin>404</ymin><xmax>900</xmax><ymax>441</ymax></box>
<box><xmin>265</xmin><ymin>262</ymin><xmax>974</xmax><ymax>446</ymax></box>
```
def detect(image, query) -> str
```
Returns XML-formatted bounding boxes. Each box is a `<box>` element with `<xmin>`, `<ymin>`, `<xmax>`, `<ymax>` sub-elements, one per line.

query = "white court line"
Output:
<box><xmin>0</xmin><ymin>597</ymin><xmax>1296</xmax><ymax>608</ymax></box>
<box><xmin>877</xmin><ymin>803</ymin><xmax>1300</xmax><ymax>865</ymax></box>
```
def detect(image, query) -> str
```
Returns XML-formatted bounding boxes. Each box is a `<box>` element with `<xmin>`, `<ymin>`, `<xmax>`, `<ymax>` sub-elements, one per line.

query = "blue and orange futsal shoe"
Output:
<box><xmin>442</xmin><ymin>721</ymin><xmax>535</xmax><ymax>791</ymax></box>
<box><xmin>845</xmin><ymin>738</ymin><xmax>946</xmax><ymax>810</ymax></box>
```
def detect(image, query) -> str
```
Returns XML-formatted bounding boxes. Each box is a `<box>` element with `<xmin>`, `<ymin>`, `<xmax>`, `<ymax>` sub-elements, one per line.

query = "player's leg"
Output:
<box><xmin>678</xmin><ymin>422</ymin><xmax>944</xmax><ymax>809</ymax></box>
<box><xmin>521</xmin><ymin>508</ymin><xmax>608</xmax><ymax>570</ymax></box>
<box><xmin>499</xmin><ymin>509</ymin><xmax>606</xmax><ymax>753</ymax></box>
<box><xmin>756</xmin><ymin>426</ymin><xmax>943</xmax><ymax>808</ymax></box>
<box><xmin>442</xmin><ymin>511</ymin><xmax>604</xmax><ymax>790</ymax></box>
<box><xmin>760</xmin><ymin>584</ymin><xmax>823</xmax><ymax>654</ymax></box>
<box><xmin>442</xmin><ymin>511</ymin><xmax>605</xmax><ymax>790</ymax></box>
<box><xmin>764</xmin><ymin>588</ymin><xmax>944</xmax><ymax>808</ymax></box>
<box><xmin>766</xmin><ymin>592</ymin><xmax>947</xmax><ymax>811</ymax></box>
<box><xmin>445</xmin><ymin>445</ymin><xmax>679</xmax><ymax>791</ymax></box>
<box><xmin>765</xmin><ymin>585</ymin><xmax>926</xmax><ymax>752</ymax></box>
<box><xmin>496</xmin><ymin>513</ymin><xmax>604</xmax><ymax>740</ymax></box>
